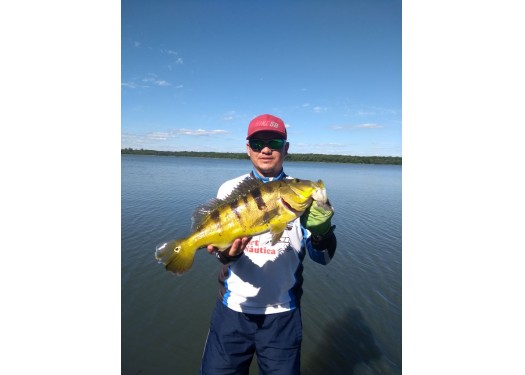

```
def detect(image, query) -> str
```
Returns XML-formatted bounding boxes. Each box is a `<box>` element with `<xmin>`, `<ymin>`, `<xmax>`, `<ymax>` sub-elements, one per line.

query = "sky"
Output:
<box><xmin>121</xmin><ymin>0</ymin><xmax>402</xmax><ymax>156</ymax></box>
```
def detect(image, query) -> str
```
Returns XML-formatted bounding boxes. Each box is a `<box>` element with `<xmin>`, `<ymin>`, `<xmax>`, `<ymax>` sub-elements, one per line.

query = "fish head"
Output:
<box><xmin>281</xmin><ymin>179</ymin><xmax>327</xmax><ymax>213</ymax></box>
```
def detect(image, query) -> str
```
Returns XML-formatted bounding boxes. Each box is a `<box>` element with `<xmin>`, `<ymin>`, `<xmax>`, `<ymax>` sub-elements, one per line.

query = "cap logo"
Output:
<box><xmin>269</xmin><ymin>121</ymin><xmax>279</xmax><ymax>128</ymax></box>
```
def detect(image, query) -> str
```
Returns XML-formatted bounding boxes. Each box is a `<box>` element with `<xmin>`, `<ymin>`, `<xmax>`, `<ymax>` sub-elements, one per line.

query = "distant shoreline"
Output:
<box><xmin>121</xmin><ymin>148</ymin><xmax>402</xmax><ymax>165</ymax></box>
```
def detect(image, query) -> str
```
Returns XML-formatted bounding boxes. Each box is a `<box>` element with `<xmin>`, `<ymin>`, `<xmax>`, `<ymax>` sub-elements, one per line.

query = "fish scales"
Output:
<box><xmin>155</xmin><ymin>178</ymin><xmax>329</xmax><ymax>275</ymax></box>
<box><xmin>194</xmin><ymin>185</ymin><xmax>283</xmax><ymax>248</ymax></box>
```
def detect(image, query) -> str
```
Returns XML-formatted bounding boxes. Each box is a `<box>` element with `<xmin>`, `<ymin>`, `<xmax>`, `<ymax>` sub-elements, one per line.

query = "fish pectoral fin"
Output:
<box><xmin>270</xmin><ymin>231</ymin><xmax>284</xmax><ymax>246</ymax></box>
<box><xmin>269</xmin><ymin>222</ymin><xmax>287</xmax><ymax>246</ymax></box>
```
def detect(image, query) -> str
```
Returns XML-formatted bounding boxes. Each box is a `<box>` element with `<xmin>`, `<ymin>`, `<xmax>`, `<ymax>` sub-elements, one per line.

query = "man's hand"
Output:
<box><xmin>300</xmin><ymin>200</ymin><xmax>334</xmax><ymax>236</ymax></box>
<box><xmin>207</xmin><ymin>237</ymin><xmax>251</xmax><ymax>257</ymax></box>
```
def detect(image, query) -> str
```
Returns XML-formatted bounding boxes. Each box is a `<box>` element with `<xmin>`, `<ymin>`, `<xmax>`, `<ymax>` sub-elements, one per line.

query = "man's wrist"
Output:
<box><xmin>215</xmin><ymin>249</ymin><xmax>243</xmax><ymax>264</ymax></box>
<box><xmin>309</xmin><ymin>220</ymin><xmax>332</xmax><ymax>237</ymax></box>
<box><xmin>311</xmin><ymin>224</ymin><xmax>336</xmax><ymax>242</ymax></box>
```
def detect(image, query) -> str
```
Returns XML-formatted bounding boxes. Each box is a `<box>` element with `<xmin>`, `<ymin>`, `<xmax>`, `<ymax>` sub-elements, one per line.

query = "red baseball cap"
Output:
<box><xmin>246</xmin><ymin>114</ymin><xmax>287</xmax><ymax>139</ymax></box>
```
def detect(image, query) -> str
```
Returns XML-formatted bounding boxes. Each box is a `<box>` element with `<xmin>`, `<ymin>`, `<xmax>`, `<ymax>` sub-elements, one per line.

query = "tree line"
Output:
<box><xmin>121</xmin><ymin>148</ymin><xmax>402</xmax><ymax>165</ymax></box>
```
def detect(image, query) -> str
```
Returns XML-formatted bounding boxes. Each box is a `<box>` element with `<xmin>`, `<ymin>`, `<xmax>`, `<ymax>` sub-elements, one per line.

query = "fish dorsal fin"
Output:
<box><xmin>224</xmin><ymin>177</ymin><xmax>264</xmax><ymax>203</ymax></box>
<box><xmin>190</xmin><ymin>177</ymin><xmax>264</xmax><ymax>231</ymax></box>
<box><xmin>191</xmin><ymin>198</ymin><xmax>223</xmax><ymax>231</ymax></box>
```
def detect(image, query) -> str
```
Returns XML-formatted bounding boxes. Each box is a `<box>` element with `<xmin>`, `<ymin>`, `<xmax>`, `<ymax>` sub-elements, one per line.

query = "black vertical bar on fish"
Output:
<box><xmin>209</xmin><ymin>209</ymin><xmax>224</xmax><ymax>237</ymax></box>
<box><xmin>262</xmin><ymin>211</ymin><xmax>272</xmax><ymax>225</ymax></box>
<box><xmin>250</xmin><ymin>188</ymin><xmax>267</xmax><ymax>211</ymax></box>
<box><xmin>209</xmin><ymin>209</ymin><xmax>221</xmax><ymax>224</ymax></box>
<box><xmin>229</xmin><ymin>200</ymin><xmax>242</xmax><ymax>221</ymax></box>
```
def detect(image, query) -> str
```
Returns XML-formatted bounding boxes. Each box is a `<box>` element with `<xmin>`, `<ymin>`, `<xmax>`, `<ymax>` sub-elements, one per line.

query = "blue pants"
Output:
<box><xmin>199</xmin><ymin>300</ymin><xmax>302</xmax><ymax>375</ymax></box>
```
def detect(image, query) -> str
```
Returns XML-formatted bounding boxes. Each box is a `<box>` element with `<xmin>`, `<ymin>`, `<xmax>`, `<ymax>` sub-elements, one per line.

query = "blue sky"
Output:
<box><xmin>121</xmin><ymin>0</ymin><xmax>402</xmax><ymax>156</ymax></box>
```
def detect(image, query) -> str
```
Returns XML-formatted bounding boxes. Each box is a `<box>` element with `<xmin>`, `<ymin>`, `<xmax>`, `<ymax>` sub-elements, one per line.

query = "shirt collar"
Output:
<box><xmin>251</xmin><ymin>168</ymin><xmax>286</xmax><ymax>183</ymax></box>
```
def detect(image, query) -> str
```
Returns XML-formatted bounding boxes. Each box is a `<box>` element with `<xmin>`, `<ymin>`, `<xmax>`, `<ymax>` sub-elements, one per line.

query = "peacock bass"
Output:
<box><xmin>155</xmin><ymin>177</ymin><xmax>330</xmax><ymax>275</ymax></box>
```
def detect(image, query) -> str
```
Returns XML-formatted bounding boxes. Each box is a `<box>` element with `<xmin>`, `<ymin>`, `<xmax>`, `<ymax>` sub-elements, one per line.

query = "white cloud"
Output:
<box><xmin>356</xmin><ymin>106</ymin><xmax>399</xmax><ymax>117</ymax></box>
<box><xmin>319</xmin><ymin>142</ymin><xmax>346</xmax><ymax>147</ymax></box>
<box><xmin>162</xmin><ymin>49</ymin><xmax>184</xmax><ymax>70</ymax></box>
<box><xmin>291</xmin><ymin>142</ymin><xmax>349</xmax><ymax>155</ymax></box>
<box><xmin>355</xmin><ymin>123</ymin><xmax>382</xmax><ymax>129</ymax></box>
<box><xmin>122</xmin><ymin>128</ymin><xmax>229</xmax><ymax>149</ymax></box>
<box><xmin>147</xmin><ymin>132</ymin><xmax>171</xmax><ymax>140</ymax></box>
<box><xmin>223</xmin><ymin>111</ymin><xmax>241</xmax><ymax>121</ymax></box>
<box><xmin>121</xmin><ymin>82</ymin><xmax>138</xmax><ymax>89</ymax></box>
<box><xmin>155</xmin><ymin>80</ymin><xmax>170</xmax><ymax>87</ymax></box>
<box><xmin>357</xmin><ymin>109</ymin><xmax>376</xmax><ymax>116</ymax></box>
<box><xmin>330</xmin><ymin>123</ymin><xmax>383</xmax><ymax>130</ymax></box>
<box><xmin>122</xmin><ymin>73</ymin><xmax>171</xmax><ymax>87</ymax></box>
<box><xmin>162</xmin><ymin>49</ymin><xmax>178</xmax><ymax>56</ymax></box>
<box><xmin>174</xmin><ymin>128</ymin><xmax>228</xmax><ymax>136</ymax></box>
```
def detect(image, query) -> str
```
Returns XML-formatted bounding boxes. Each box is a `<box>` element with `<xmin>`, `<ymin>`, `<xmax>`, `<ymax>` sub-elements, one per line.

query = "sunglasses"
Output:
<box><xmin>248</xmin><ymin>138</ymin><xmax>286</xmax><ymax>151</ymax></box>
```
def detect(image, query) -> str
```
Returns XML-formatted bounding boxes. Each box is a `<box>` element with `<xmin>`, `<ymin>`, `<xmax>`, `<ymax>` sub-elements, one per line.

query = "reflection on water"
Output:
<box><xmin>122</xmin><ymin>155</ymin><xmax>401</xmax><ymax>374</ymax></box>
<box><xmin>303</xmin><ymin>309</ymin><xmax>397</xmax><ymax>375</ymax></box>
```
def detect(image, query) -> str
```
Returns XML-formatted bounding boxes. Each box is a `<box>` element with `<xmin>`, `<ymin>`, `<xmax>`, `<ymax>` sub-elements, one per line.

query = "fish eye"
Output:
<box><xmin>294</xmin><ymin>178</ymin><xmax>301</xmax><ymax>183</ymax></box>
<box><xmin>174</xmin><ymin>246</ymin><xmax>181</xmax><ymax>253</ymax></box>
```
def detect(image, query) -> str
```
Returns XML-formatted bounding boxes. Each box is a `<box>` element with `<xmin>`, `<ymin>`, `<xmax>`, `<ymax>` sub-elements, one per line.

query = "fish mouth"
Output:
<box><xmin>312</xmin><ymin>187</ymin><xmax>328</xmax><ymax>203</ymax></box>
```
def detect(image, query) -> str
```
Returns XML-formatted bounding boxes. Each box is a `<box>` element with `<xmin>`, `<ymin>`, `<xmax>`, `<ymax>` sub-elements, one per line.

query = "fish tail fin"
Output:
<box><xmin>155</xmin><ymin>239</ymin><xmax>196</xmax><ymax>275</ymax></box>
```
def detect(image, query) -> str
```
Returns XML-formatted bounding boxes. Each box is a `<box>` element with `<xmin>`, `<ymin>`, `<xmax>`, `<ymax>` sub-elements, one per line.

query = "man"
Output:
<box><xmin>199</xmin><ymin>114</ymin><xmax>337</xmax><ymax>375</ymax></box>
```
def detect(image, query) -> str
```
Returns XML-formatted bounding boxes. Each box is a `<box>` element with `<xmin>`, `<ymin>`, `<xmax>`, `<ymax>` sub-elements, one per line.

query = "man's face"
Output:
<box><xmin>246</xmin><ymin>131</ymin><xmax>289</xmax><ymax>177</ymax></box>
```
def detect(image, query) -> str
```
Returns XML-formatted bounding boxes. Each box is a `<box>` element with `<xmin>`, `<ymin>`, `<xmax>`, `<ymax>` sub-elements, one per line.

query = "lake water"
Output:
<box><xmin>122</xmin><ymin>155</ymin><xmax>402</xmax><ymax>375</ymax></box>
